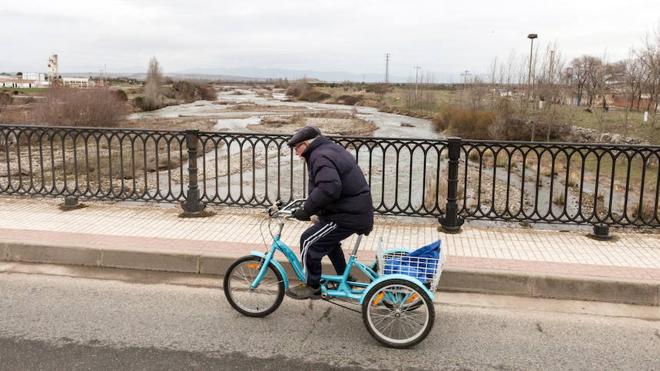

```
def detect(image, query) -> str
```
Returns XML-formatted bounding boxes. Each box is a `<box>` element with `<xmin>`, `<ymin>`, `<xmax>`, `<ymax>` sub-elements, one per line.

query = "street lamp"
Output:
<box><xmin>527</xmin><ymin>33</ymin><xmax>538</xmax><ymax>99</ymax></box>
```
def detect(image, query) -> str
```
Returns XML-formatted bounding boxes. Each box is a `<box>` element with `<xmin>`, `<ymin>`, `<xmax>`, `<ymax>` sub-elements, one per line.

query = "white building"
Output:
<box><xmin>22</xmin><ymin>72</ymin><xmax>48</xmax><ymax>83</ymax></box>
<box><xmin>2</xmin><ymin>54</ymin><xmax>96</xmax><ymax>89</ymax></box>
<box><xmin>0</xmin><ymin>75</ymin><xmax>38</xmax><ymax>88</ymax></box>
<box><xmin>61</xmin><ymin>77</ymin><xmax>94</xmax><ymax>88</ymax></box>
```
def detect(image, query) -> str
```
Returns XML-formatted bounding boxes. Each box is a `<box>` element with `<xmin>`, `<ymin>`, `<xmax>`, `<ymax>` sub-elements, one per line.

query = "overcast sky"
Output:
<box><xmin>1</xmin><ymin>0</ymin><xmax>658</xmax><ymax>81</ymax></box>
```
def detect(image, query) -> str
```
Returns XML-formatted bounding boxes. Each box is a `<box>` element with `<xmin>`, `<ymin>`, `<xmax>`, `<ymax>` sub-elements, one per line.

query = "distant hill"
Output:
<box><xmin>64</xmin><ymin>67</ymin><xmax>416</xmax><ymax>83</ymax></box>
<box><xmin>174</xmin><ymin>67</ymin><xmax>401</xmax><ymax>83</ymax></box>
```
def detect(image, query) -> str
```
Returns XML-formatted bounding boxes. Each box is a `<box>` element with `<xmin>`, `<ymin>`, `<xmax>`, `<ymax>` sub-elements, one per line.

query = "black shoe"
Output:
<box><xmin>286</xmin><ymin>284</ymin><xmax>321</xmax><ymax>300</ymax></box>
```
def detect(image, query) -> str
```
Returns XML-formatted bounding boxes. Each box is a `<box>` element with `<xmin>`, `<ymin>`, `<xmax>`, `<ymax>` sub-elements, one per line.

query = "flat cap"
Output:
<box><xmin>287</xmin><ymin>125</ymin><xmax>321</xmax><ymax>147</ymax></box>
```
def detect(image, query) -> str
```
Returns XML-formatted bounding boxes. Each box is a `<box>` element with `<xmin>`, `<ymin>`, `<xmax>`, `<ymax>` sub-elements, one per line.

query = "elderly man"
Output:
<box><xmin>285</xmin><ymin>125</ymin><xmax>374</xmax><ymax>300</ymax></box>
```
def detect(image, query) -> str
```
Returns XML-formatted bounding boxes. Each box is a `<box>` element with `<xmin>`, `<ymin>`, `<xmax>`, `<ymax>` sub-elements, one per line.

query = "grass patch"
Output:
<box><xmin>553</xmin><ymin>193</ymin><xmax>566</xmax><ymax>206</ymax></box>
<box><xmin>1</xmin><ymin>87</ymin><xmax>49</xmax><ymax>94</ymax></box>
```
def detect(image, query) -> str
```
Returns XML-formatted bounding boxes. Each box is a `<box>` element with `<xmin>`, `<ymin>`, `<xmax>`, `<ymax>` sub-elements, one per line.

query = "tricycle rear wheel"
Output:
<box><xmin>362</xmin><ymin>279</ymin><xmax>434</xmax><ymax>348</ymax></box>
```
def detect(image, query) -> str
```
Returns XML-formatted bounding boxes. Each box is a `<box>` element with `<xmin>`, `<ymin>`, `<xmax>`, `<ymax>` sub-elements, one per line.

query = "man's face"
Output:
<box><xmin>294</xmin><ymin>141</ymin><xmax>308</xmax><ymax>157</ymax></box>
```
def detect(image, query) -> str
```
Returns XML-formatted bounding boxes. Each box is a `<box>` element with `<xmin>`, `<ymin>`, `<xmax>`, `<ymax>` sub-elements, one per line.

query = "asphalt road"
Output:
<box><xmin>1</xmin><ymin>265</ymin><xmax>659</xmax><ymax>370</ymax></box>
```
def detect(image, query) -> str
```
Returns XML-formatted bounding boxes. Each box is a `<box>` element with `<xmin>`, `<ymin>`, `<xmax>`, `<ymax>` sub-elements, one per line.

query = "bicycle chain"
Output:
<box><xmin>321</xmin><ymin>297</ymin><xmax>361</xmax><ymax>313</ymax></box>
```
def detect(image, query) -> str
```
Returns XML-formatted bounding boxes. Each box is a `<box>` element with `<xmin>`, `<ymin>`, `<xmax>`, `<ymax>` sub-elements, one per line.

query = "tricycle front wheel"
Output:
<box><xmin>223</xmin><ymin>255</ymin><xmax>285</xmax><ymax>317</ymax></box>
<box><xmin>362</xmin><ymin>279</ymin><xmax>434</xmax><ymax>348</ymax></box>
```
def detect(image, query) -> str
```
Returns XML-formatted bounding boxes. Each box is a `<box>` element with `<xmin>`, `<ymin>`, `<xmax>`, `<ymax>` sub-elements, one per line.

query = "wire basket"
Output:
<box><xmin>376</xmin><ymin>242</ymin><xmax>444</xmax><ymax>292</ymax></box>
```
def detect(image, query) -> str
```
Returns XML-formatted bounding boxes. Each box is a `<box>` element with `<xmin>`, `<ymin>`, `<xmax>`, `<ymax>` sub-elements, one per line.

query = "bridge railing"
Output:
<box><xmin>1</xmin><ymin>124</ymin><xmax>658</xmax><ymax>228</ymax></box>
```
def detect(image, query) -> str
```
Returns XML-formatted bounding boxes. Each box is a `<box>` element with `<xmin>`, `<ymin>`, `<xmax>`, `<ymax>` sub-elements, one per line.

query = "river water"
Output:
<box><xmin>130</xmin><ymin>88</ymin><xmax>440</xmax><ymax>139</ymax></box>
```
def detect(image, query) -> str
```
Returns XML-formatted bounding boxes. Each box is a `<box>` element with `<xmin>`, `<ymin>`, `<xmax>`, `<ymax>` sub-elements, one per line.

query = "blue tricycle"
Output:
<box><xmin>223</xmin><ymin>199</ymin><xmax>443</xmax><ymax>348</ymax></box>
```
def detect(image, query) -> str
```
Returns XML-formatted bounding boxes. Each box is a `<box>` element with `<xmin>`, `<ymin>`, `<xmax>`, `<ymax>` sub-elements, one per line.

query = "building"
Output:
<box><xmin>0</xmin><ymin>74</ymin><xmax>38</xmax><ymax>88</ymax></box>
<box><xmin>61</xmin><ymin>77</ymin><xmax>94</xmax><ymax>88</ymax></box>
<box><xmin>2</xmin><ymin>54</ymin><xmax>97</xmax><ymax>89</ymax></box>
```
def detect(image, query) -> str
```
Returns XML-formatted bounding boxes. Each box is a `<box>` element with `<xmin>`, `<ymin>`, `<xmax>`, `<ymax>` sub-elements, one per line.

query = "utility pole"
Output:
<box><xmin>385</xmin><ymin>53</ymin><xmax>390</xmax><ymax>83</ymax></box>
<box><xmin>527</xmin><ymin>33</ymin><xmax>538</xmax><ymax>100</ymax></box>
<box><xmin>549</xmin><ymin>49</ymin><xmax>555</xmax><ymax>84</ymax></box>
<box><xmin>414</xmin><ymin>65</ymin><xmax>422</xmax><ymax>97</ymax></box>
<box><xmin>460</xmin><ymin>70</ymin><xmax>471</xmax><ymax>88</ymax></box>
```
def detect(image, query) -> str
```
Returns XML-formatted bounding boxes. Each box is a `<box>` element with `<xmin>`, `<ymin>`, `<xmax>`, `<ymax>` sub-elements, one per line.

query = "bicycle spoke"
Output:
<box><xmin>227</xmin><ymin>259</ymin><xmax>282</xmax><ymax>315</ymax></box>
<box><xmin>367</xmin><ymin>284</ymin><xmax>430</xmax><ymax>345</ymax></box>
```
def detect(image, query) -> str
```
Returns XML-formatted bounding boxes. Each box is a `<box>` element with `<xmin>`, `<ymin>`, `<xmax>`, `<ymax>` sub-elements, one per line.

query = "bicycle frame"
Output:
<box><xmin>250</xmin><ymin>219</ymin><xmax>380</xmax><ymax>302</ymax></box>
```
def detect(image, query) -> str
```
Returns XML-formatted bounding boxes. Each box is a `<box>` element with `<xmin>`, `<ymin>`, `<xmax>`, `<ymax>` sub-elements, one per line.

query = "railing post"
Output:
<box><xmin>180</xmin><ymin>130</ymin><xmax>207</xmax><ymax>217</ymax></box>
<box><xmin>439</xmin><ymin>137</ymin><xmax>464</xmax><ymax>233</ymax></box>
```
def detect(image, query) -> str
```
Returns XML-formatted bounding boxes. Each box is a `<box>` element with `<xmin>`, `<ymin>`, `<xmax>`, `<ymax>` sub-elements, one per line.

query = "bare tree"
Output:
<box><xmin>638</xmin><ymin>30</ymin><xmax>660</xmax><ymax>127</ymax></box>
<box><xmin>143</xmin><ymin>57</ymin><xmax>163</xmax><ymax>111</ymax></box>
<box><xmin>618</xmin><ymin>57</ymin><xmax>640</xmax><ymax>136</ymax></box>
<box><xmin>578</xmin><ymin>56</ymin><xmax>605</xmax><ymax>108</ymax></box>
<box><xmin>567</xmin><ymin>56</ymin><xmax>597</xmax><ymax>106</ymax></box>
<box><xmin>489</xmin><ymin>57</ymin><xmax>498</xmax><ymax>109</ymax></box>
<box><xmin>535</xmin><ymin>44</ymin><xmax>565</xmax><ymax>140</ymax></box>
<box><xmin>621</xmin><ymin>56</ymin><xmax>645</xmax><ymax>112</ymax></box>
<box><xmin>37</xmin><ymin>86</ymin><xmax>127</xmax><ymax>127</ymax></box>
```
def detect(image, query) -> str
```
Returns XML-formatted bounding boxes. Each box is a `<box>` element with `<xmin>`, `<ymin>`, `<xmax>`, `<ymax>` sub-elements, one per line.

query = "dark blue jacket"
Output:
<box><xmin>302</xmin><ymin>136</ymin><xmax>374</xmax><ymax>234</ymax></box>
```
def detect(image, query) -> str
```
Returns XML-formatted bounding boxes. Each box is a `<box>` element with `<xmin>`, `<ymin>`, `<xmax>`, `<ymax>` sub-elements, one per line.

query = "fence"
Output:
<box><xmin>1</xmin><ymin>124</ymin><xmax>658</xmax><ymax>228</ymax></box>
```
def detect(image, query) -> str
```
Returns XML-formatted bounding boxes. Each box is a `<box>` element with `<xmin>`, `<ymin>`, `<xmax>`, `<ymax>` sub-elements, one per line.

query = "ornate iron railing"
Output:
<box><xmin>457</xmin><ymin>139</ymin><xmax>660</xmax><ymax>227</ymax></box>
<box><xmin>1</xmin><ymin>124</ymin><xmax>658</xmax><ymax>228</ymax></box>
<box><xmin>0</xmin><ymin>125</ymin><xmax>187</xmax><ymax>202</ymax></box>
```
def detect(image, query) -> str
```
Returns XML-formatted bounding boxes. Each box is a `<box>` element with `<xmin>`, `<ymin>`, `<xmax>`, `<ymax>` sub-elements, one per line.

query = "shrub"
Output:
<box><xmin>499</xmin><ymin>119</ymin><xmax>571</xmax><ymax>142</ymax></box>
<box><xmin>0</xmin><ymin>92</ymin><xmax>12</xmax><ymax>105</ymax></box>
<box><xmin>629</xmin><ymin>199</ymin><xmax>658</xmax><ymax>222</ymax></box>
<box><xmin>431</xmin><ymin>112</ymin><xmax>450</xmax><ymax>131</ymax></box>
<box><xmin>36</xmin><ymin>86</ymin><xmax>127</xmax><ymax>127</ymax></box>
<box><xmin>113</xmin><ymin>89</ymin><xmax>128</xmax><ymax>101</ymax></box>
<box><xmin>468</xmin><ymin>151</ymin><xmax>481</xmax><ymax>162</ymax></box>
<box><xmin>0</xmin><ymin>105</ymin><xmax>35</xmax><ymax>124</ymax></box>
<box><xmin>553</xmin><ymin>193</ymin><xmax>566</xmax><ymax>206</ymax></box>
<box><xmin>274</xmin><ymin>78</ymin><xmax>289</xmax><ymax>89</ymax></box>
<box><xmin>432</xmin><ymin>108</ymin><xmax>495</xmax><ymax>140</ymax></box>
<box><xmin>364</xmin><ymin>84</ymin><xmax>392</xmax><ymax>95</ymax></box>
<box><xmin>133</xmin><ymin>96</ymin><xmax>145</xmax><ymax>110</ymax></box>
<box><xmin>299</xmin><ymin>90</ymin><xmax>330</xmax><ymax>102</ymax></box>
<box><xmin>286</xmin><ymin>80</ymin><xmax>312</xmax><ymax>97</ymax></box>
<box><xmin>489</xmin><ymin>117</ymin><xmax>531</xmax><ymax>141</ymax></box>
<box><xmin>337</xmin><ymin>94</ymin><xmax>363</xmax><ymax>105</ymax></box>
<box><xmin>284</xmin><ymin>80</ymin><xmax>330</xmax><ymax>102</ymax></box>
<box><xmin>170</xmin><ymin>81</ymin><xmax>217</xmax><ymax>103</ymax></box>
<box><xmin>436</xmin><ymin>109</ymin><xmax>572</xmax><ymax>142</ymax></box>
<box><xmin>172</xmin><ymin>80</ymin><xmax>197</xmax><ymax>102</ymax></box>
<box><xmin>197</xmin><ymin>84</ymin><xmax>217</xmax><ymax>101</ymax></box>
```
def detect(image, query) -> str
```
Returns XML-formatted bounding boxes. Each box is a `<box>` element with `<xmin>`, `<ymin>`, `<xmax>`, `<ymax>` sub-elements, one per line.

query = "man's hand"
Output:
<box><xmin>292</xmin><ymin>207</ymin><xmax>311</xmax><ymax>221</ymax></box>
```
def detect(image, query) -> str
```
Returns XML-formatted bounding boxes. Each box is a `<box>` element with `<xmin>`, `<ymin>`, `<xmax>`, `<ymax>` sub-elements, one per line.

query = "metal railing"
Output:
<box><xmin>0</xmin><ymin>125</ymin><xmax>187</xmax><ymax>202</ymax></box>
<box><xmin>1</xmin><ymin>124</ymin><xmax>658</xmax><ymax>228</ymax></box>
<box><xmin>456</xmin><ymin>139</ymin><xmax>659</xmax><ymax>227</ymax></box>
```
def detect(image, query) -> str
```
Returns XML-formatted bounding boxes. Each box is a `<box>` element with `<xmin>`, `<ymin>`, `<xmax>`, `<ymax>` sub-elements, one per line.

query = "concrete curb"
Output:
<box><xmin>439</xmin><ymin>269</ymin><xmax>660</xmax><ymax>306</ymax></box>
<box><xmin>2</xmin><ymin>241</ymin><xmax>658</xmax><ymax>306</ymax></box>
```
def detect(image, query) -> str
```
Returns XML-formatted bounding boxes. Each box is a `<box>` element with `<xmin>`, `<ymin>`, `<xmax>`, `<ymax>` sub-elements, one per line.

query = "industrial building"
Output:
<box><xmin>1</xmin><ymin>54</ymin><xmax>94</xmax><ymax>89</ymax></box>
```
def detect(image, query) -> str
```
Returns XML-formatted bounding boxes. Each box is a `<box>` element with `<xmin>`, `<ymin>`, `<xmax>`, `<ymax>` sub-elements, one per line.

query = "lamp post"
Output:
<box><xmin>527</xmin><ymin>33</ymin><xmax>538</xmax><ymax>100</ymax></box>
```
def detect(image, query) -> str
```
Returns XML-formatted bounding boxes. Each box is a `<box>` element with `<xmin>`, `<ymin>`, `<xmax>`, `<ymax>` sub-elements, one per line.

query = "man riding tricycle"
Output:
<box><xmin>223</xmin><ymin>126</ymin><xmax>443</xmax><ymax>348</ymax></box>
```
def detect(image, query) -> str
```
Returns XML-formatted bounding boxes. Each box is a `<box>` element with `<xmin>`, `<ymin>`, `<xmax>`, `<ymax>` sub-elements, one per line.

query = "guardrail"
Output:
<box><xmin>456</xmin><ymin>139</ymin><xmax>659</xmax><ymax>228</ymax></box>
<box><xmin>1</xmin><ymin>124</ymin><xmax>658</xmax><ymax>229</ymax></box>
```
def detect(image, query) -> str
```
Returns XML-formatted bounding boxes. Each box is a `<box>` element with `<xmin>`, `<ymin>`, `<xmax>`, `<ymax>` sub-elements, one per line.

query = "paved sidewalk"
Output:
<box><xmin>1</xmin><ymin>196</ymin><xmax>659</xmax><ymax>305</ymax></box>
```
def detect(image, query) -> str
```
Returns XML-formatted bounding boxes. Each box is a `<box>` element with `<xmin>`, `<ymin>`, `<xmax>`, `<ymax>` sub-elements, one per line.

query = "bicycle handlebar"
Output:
<box><xmin>267</xmin><ymin>199</ymin><xmax>306</xmax><ymax>218</ymax></box>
